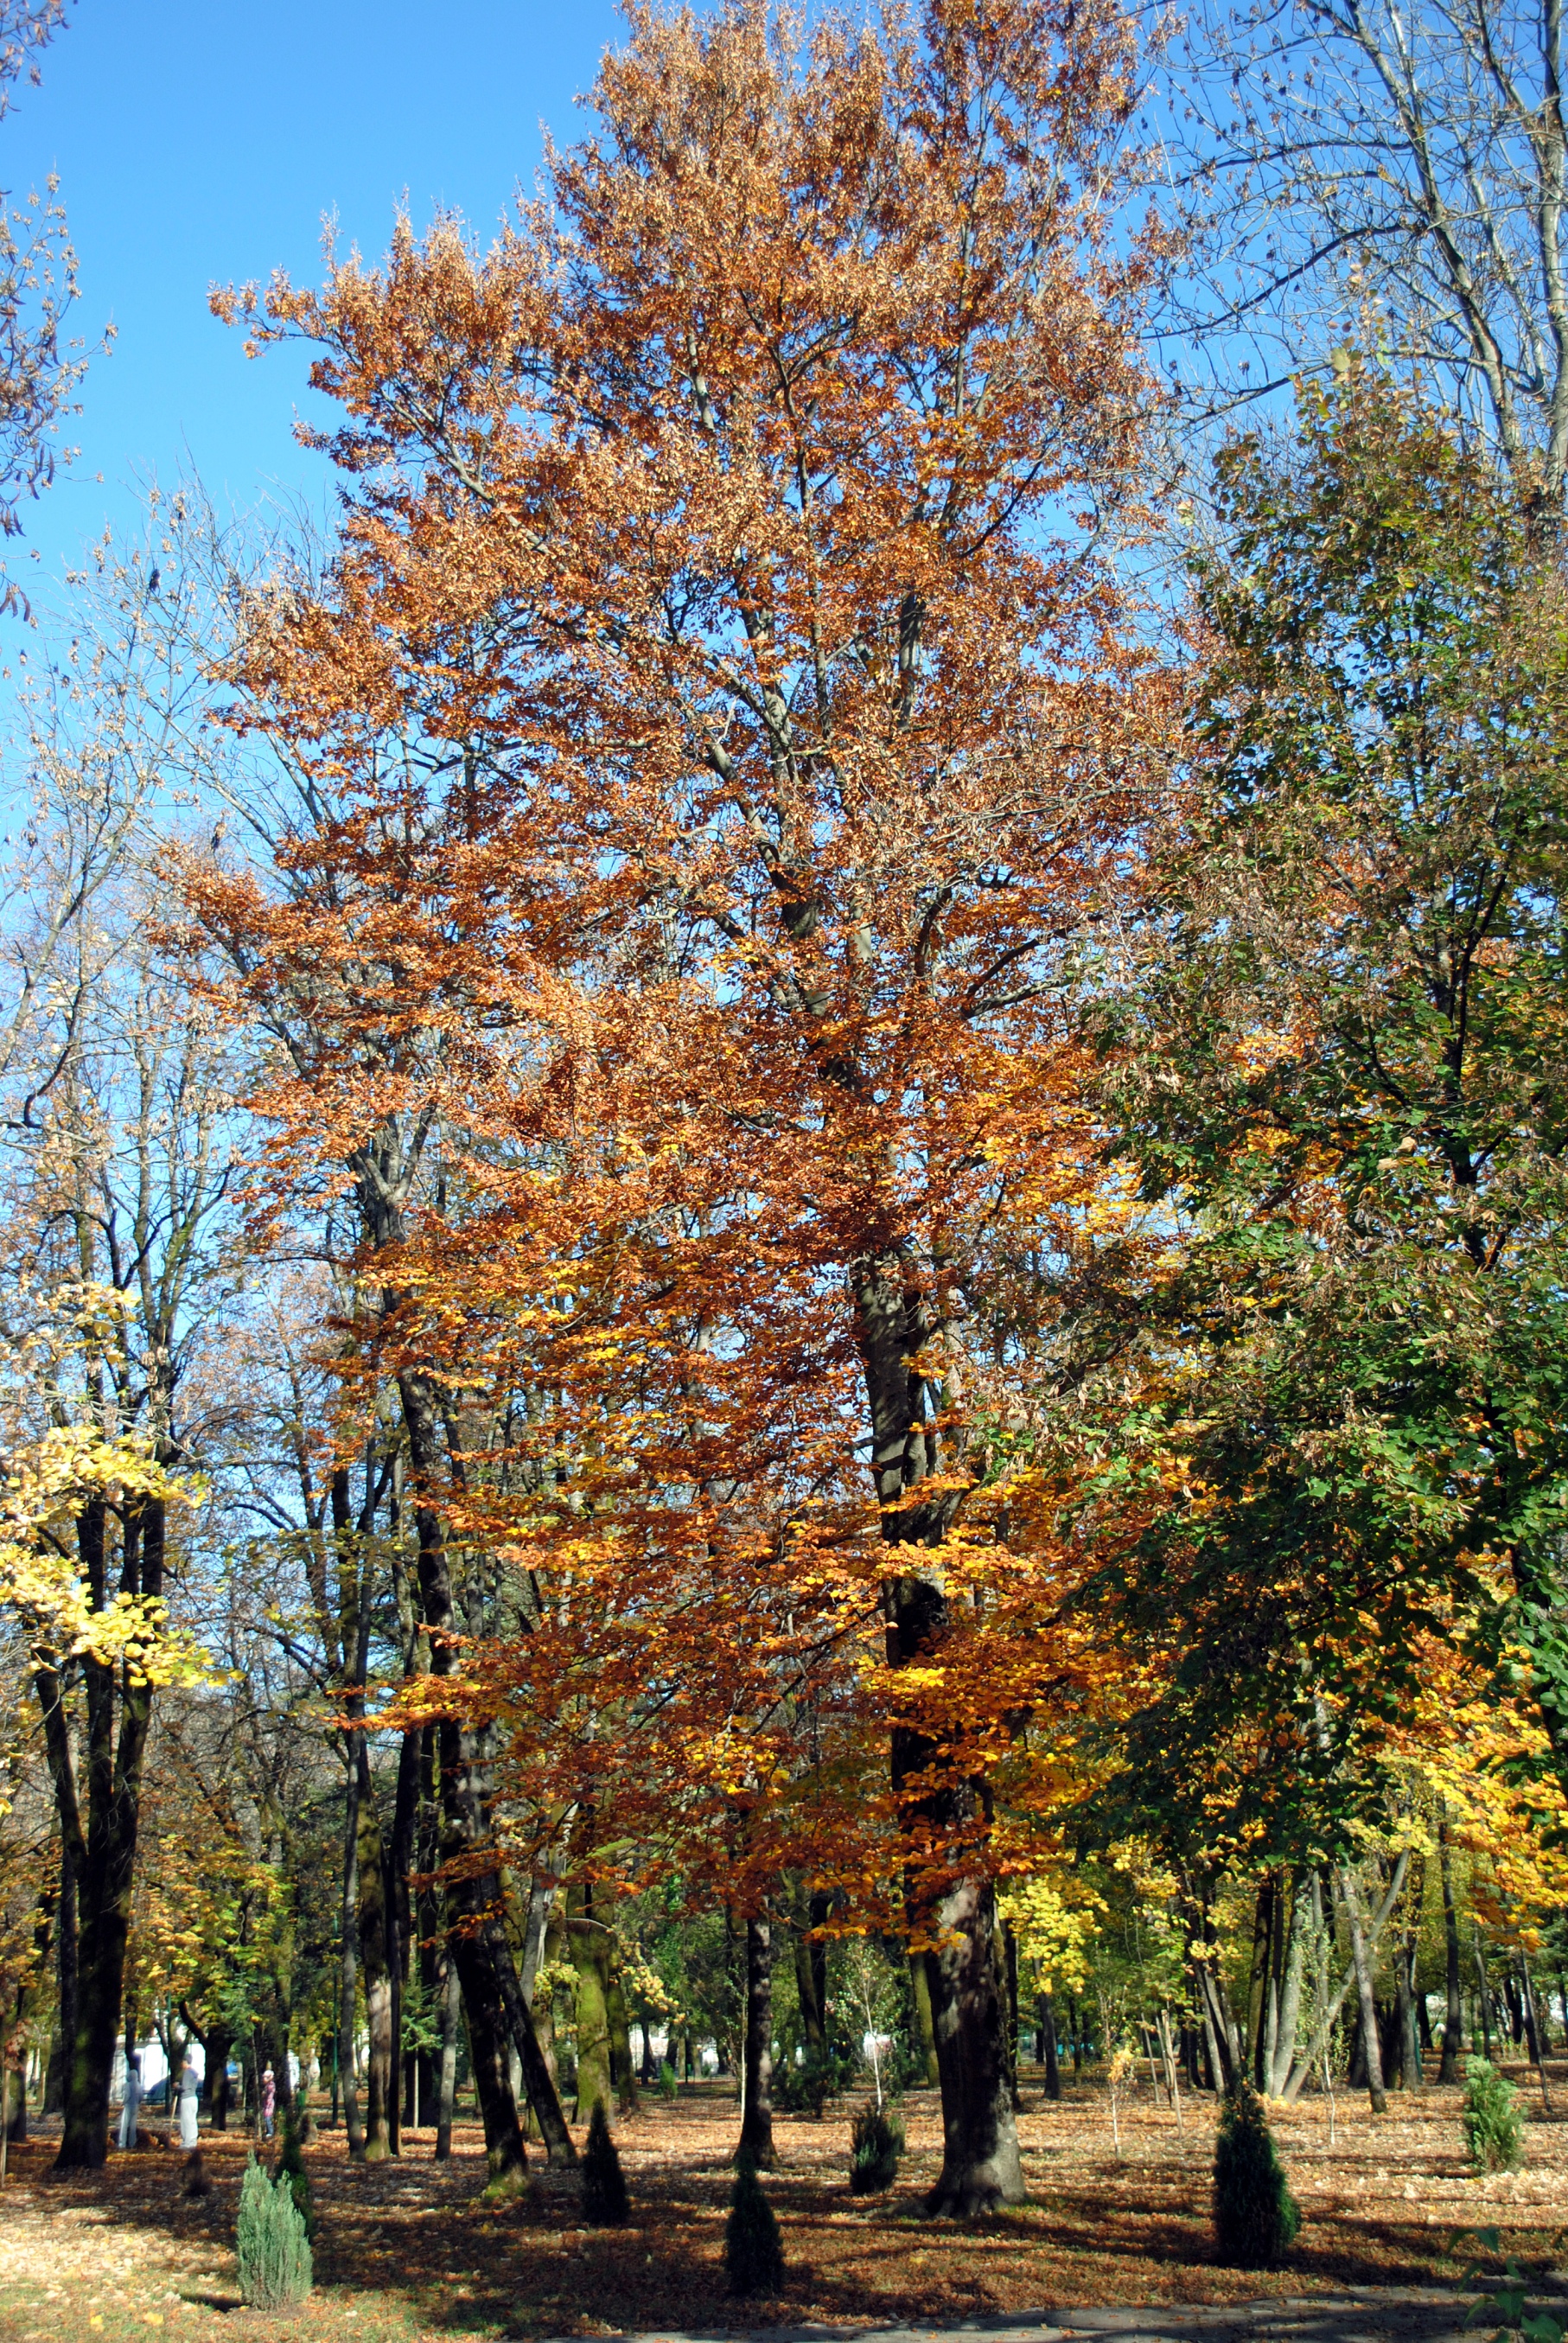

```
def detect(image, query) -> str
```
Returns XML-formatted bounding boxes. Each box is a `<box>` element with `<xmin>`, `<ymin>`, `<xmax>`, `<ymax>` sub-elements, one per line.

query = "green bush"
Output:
<box><xmin>1463</xmin><ymin>2059</ymin><xmax>1525</xmax><ymax>2174</ymax></box>
<box><xmin>1213</xmin><ymin>2082</ymin><xmax>1300</xmax><ymax>2269</ymax></box>
<box><xmin>581</xmin><ymin>2101</ymin><xmax>629</xmax><ymax>2225</ymax></box>
<box><xmin>725</xmin><ymin>2152</ymin><xmax>785</xmax><ymax>2295</ymax></box>
<box><xmin>237</xmin><ymin>2154</ymin><xmax>313</xmax><ymax>2308</ymax></box>
<box><xmin>658</xmin><ymin>2060</ymin><xmax>679</xmax><ymax>2101</ymax></box>
<box><xmin>848</xmin><ymin>2103</ymin><xmax>904</xmax><ymax>2194</ymax></box>
<box><xmin>274</xmin><ymin>2113</ymin><xmax>314</xmax><ymax>2240</ymax></box>
<box><xmin>774</xmin><ymin>2045</ymin><xmax>845</xmax><ymax>2117</ymax></box>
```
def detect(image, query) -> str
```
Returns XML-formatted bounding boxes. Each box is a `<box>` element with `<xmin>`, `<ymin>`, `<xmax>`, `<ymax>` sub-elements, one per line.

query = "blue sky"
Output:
<box><xmin>3</xmin><ymin>0</ymin><xmax>623</xmax><ymax>597</ymax></box>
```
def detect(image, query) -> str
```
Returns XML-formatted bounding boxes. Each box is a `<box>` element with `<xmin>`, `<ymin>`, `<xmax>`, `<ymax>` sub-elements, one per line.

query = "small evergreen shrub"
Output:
<box><xmin>581</xmin><ymin>2101</ymin><xmax>629</xmax><ymax>2225</ymax></box>
<box><xmin>658</xmin><ymin>2060</ymin><xmax>679</xmax><ymax>2101</ymax></box>
<box><xmin>237</xmin><ymin>2154</ymin><xmax>313</xmax><ymax>2308</ymax></box>
<box><xmin>774</xmin><ymin>2045</ymin><xmax>845</xmax><ymax>2117</ymax></box>
<box><xmin>275</xmin><ymin>2113</ymin><xmax>315</xmax><ymax>2239</ymax></box>
<box><xmin>725</xmin><ymin>2152</ymin><xmax>785</xmax><ymax>2295</ymax></box>
<box><xmin>848</xmin><ymin>2103</ymin><xmax>904</xmax><ymax>2193</ymax></box>
<box><xmin>1463</xmin><ymin>2058</ymin><xmax>1525</xmax><ymax>2174</ymax></box>
<box><xmin>1213</xmin><ymin>2081</ymin><xmax>1300</xmax><ymax>2269</ymax></box>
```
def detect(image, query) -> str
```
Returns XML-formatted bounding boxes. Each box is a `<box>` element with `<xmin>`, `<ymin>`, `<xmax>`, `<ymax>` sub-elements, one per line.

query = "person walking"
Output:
<box><xmin>118</xmin><ymin>2052</ymin><xmax>143</xmax><ymax>2150</ymax></box>
<box><xmin>178</xmin><ymin>2053</ymin><xmax>200</xmax><ymax>2151</ymax></box>
<box><xmin>260</xmin><ymin>2061</ymin><xmax>276</xmax><ymax>2140</ymax></box>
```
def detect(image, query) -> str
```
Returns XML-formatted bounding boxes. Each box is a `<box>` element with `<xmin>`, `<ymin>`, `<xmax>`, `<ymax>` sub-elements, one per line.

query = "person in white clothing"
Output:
<box><xmin>118</xmin><ymin>2052</ymin><xmax>143</xmax><ymax>2149</ymax></box>
<box><xmin>177</xmin><ymin>2054</ymin><xmax>200</xmax><ymax>2150</ymax></box>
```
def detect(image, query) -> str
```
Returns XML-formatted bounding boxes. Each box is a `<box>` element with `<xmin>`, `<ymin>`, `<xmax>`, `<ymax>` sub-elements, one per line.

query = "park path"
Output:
<box><xmin>527</xmin><ymin>2289</ymin><xmax>1514</xmax><ymax>2343</ymax></box>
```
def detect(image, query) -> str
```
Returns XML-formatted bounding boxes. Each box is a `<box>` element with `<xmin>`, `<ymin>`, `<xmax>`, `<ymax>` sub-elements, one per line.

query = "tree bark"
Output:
<box><xmin>357</xmin><ymin>1772</ymin><xmax>394</xmax><ymax>2161</ymax></box>
<box><xmin>434</xmin><ymin>1944</ymin><xmax>460</xmax><ymax>2161</ymax></box>
<box><xmin>908</xmin><ymin>1955</ymin><xmax>940</xmax><ymax>2086</ymax></box>
<box><xmin>738</xmin><ymin>1915</ymin><xmax>775</xmax><ymax>2167</ymax></box>
<box><xmin>606</xmin><ymin>1963</ymin><xmax>638</xmax><ymax>2115</ymax></box>
<box><xmin>1340</xmin><ymin>1867</ymin><xmax>1391</xmax><ymax>2114</ymax></box>
<box><xmin>398</xmin><ymin>1368</ymin><xmax>572</xmax><ymax>2178</ymax></box>
<box><xmin>568</xmin><ymin>1900</ymin><xmax>615</xmax><ymax>2123</ymax></box>
<box><xmin>1269</xmin><ymin>1874</ymin><xmax>1310</xmax><ymax>2096</ymax></box>
<box><xmin>53</xmin><ymin>1494</ymin><xmax>164</xmax><ymax>2170</ymax></box>
<box><xmin>856</xmin><ymin>1251</ymin><xmax>1023</xmax><ymax>2214</ymax></box>
<box><xmin>337</xmin><ymin>1739</ymin><xmax>367</xmax><ymax>2157</ymax></box>
<box><xmin>1039</xmin><ymin>1995</ymin><xmax>1061</xmax><ymax>2102</ymax></box>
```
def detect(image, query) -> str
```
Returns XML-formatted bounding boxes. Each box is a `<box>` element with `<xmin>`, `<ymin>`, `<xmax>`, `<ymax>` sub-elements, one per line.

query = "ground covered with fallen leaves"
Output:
<box><xmin>0</xmin><ymin>2065</ymin><xmax>1563</xmax><ymax>2343</ymax></box>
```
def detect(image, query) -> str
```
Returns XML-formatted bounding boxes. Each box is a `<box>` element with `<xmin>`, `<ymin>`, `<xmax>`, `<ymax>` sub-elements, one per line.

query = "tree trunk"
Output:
<box><xmin>1269</xmin><ymin>1874</ymin><xmax>1309</xmax><ymax>2097</ymax></box>
<box><xmin>795</xmin><ymin>1884</ymin><xmax>826</xmax><ymax>2059</ymax></box>
<box><xmin>337</xmin><ymin>1740</ymin><xmax>367</xmax><ymax>2157</ymax></box>
<box><xmin>921</xmin><ymin>1882</ymin><xmax>1024</xmax><ymax>2213</ymax></box>
<box><xmin>857</xmin><ymin>1252</ymin><xmax>1023</xmax><ymax>2215</ymax></box>
<box><xmin>1040</xmin><ymin>1995</ymin><xmax>1061</xmax><ymax>2102</ymax></box>
<box><xmin>358</xmin><ymin>1778</ymin><xmax>394</xmax><ymax>2161</ymax></box>
<box><xmin>384</xmin><ymin>1718</ymin><xmax>423</xmax><ymax>2160</ymax></box>
<box><xmin>568</xmin><ymin>1904</ymin><xmax>615</xmax><ymax>2123</ymax></box>
<box><xmin>53</xmin><ymin>1495</ymin><xmax>164</xmax><ymax>2170</ymax></box>
<box><xmin>908</xmin><ymin>1955</ymin><xmax>939</xmax><ymax>2085</ymax></box>
<box><xmin>1394</xmin><ymin>1874</ymin><xmax>1425</xmax><ymax>2093</ymax></box>
<box><xmin>1004</xmin><ymin>1924</ymin><xmax>1022</xmax><ymax>2111</ymax></box>
<box><xmin>606</xmin><ymin>1963</ymin><xmax>638</xmax><ymax>2115</ymax></box>
<box><xmin>398</xmin><ymin>1368</ymin><xmax>570</xmax><ymax>2179</ymax></box>
<box><xmin>1339</xmin><ymin>1867</ymin><xmax>1391</xmax><ymax>2114</ymax></box>
<box><xmin>738</xmin><ymin>1915</ymin><xmax>775</xmax><ymax>2168</ymax></box>
<box><xmin>435</xmin><ymin>1944</ymin><xmax>460</xmax><ymax>2161</ymax></box>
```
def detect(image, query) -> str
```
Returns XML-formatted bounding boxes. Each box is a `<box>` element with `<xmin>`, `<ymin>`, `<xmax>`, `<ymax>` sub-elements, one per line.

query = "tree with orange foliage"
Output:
<box><xmin>200</xmin><ymin>0</ymin><xmax>1165</xmax><ymax>2211</ymax></box>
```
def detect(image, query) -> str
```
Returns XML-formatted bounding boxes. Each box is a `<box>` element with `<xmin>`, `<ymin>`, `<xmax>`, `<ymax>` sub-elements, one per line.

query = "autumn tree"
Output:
<box><xmin>204</xmin><ymin>0</ymin><xmax>1166</xmax><ymax>2212</ymax></box>
<box><xmin>1061</xmin><ymin>365</ymin><xmax>1568</xmax><ymax>2101</ymax></box>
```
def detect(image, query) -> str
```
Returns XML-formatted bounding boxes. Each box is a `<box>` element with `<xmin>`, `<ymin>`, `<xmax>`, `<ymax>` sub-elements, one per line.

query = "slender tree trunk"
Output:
<box><xmin>434</xmin><ymin>1945</ymin><xmax>460</xmax><ymax>2161</ymax></box>
<box><xmin>54</xmin><ymin>1496</ymin><xmax>164</xmax><ymax>2170</ymax></box>
<box><xmin>357</xmin><ymin>1774</ymin><xmax>394</xmax><ymax>2161</ymax></box>
<box><xmin>337</xmin><ymin>1740</ymin><xmax>366</xmax><ymax>2157</ymax></box>
<box><xmin>1040</xmin><ymin>1995</ymin><xmax>1061</xmax><ymax>2102</ymax></box>
<box><xmin>606</xmin><ymin>1963</ymin><xmax>638</xmax><ymax>2114</ymax></box>
<box><xmin>1438</xmin><ymin>1825</ymin><xmax>1463</xmax><ymax>2083</ymax></box>
<box><xmin>398</xmin><ymin>1368</ymin><xmax>570</xmax><ymax>2178</ymax></box>
<box><xmin>1339</xmin><ymin>1867</ymin><xmax>1390</xmax><ymax>2114</ymax></box>
<box><xmin>1270</xmin><ymin>1874</ymin><xmax>1309</xmax><ymax>2096</ymax></box>
<box><xmin>738</xmin><ymin>1915</ymin><xmax>775</xmax><ymax>2168</ymax></box>
<box><xmin>1394</xmin><ymin>1868</ymin><xmax>1425</xmax><ymax>2094</ymax></box>
<box><xmin>1004</xmin><ymin>1925</ymin><xmax>1022</xmax><ymax>2111</ymax></box>
<box><xmin>908</xmin><ymin>1955</ymin><xmax>939</xmax><ymax>2085</ymax></box>
<box><xmin>794</xmin><ymin>1882</ymin><xmax>826</xmax><ymax>2059</ymax></box>
<box><xmin>385</xmin><ymin>1720</ymin><xmax>422</xmax><ymax>2160</ymax></box>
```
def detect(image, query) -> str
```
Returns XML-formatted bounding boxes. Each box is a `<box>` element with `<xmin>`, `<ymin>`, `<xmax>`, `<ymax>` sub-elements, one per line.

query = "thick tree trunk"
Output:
<box><xmin>738</xmin><ymin>1916</ymin><xmax>774</xmax><ymax>2168</ymax></box>
<box><xmin>919</xmin><ymin>1879</ymin><xmax>1023</xmax><ymax>2213</ymax></box>
<box><xmin>568</xmin><ymin>1902</ymin><xmax>615</xmax><ymax>2123</ymax></box>
<box><xmin>855</xmin><ymin>1251</ymin><xmax>1023</xmax><ymax>2215</ymax></box>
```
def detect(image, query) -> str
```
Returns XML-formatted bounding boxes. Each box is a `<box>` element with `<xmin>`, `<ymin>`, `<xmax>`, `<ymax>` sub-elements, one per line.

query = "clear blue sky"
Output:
<box><xmin>3</xmin><ymin>0</ymin><xmax>623</xmax><ymax>596</ymax></box>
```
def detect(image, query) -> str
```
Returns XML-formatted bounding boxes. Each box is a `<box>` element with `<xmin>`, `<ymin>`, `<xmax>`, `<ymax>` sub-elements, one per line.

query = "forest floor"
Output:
<box><xmin>0</xmin><ymin>2067</ymin><xmax>1565</xmax><ymax>2343</ymax></box>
